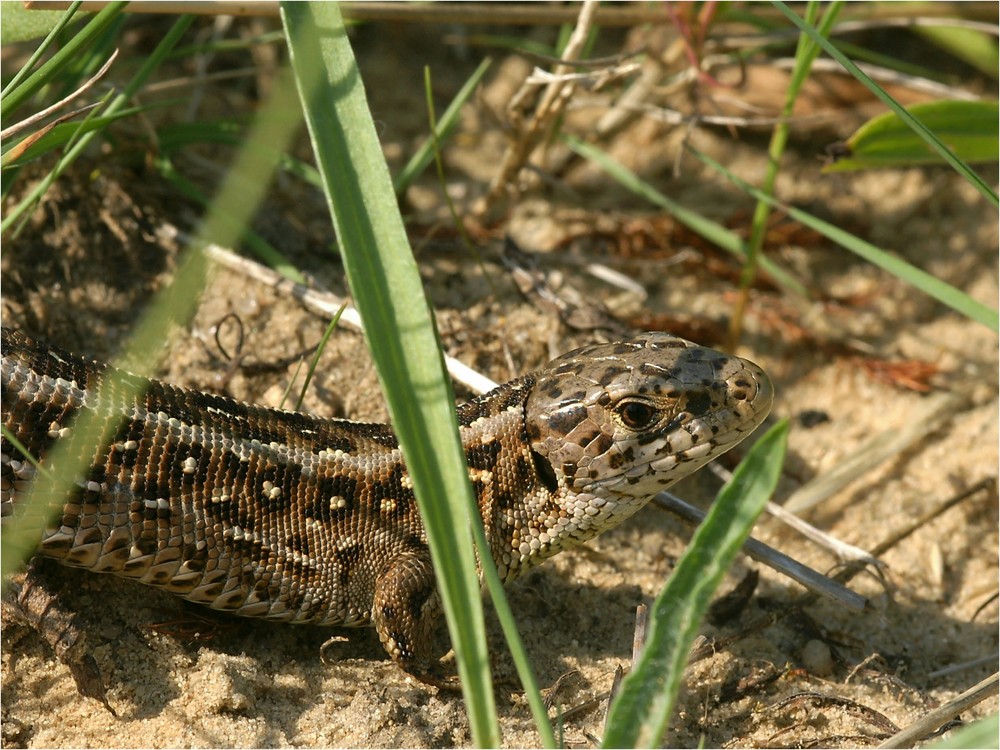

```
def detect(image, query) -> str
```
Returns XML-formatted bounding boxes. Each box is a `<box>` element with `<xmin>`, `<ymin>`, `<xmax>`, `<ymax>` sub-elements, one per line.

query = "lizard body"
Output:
<box><xmin>1</xmin><ymin>328</ymin><xmax>772</xmax><ymax>677</ymax></box>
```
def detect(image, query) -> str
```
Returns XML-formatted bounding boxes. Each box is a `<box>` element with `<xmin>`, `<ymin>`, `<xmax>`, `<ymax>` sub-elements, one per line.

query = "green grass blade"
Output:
<box><xmin>1</xmin><ymin>1</ymin><xmax>125</xmax><ymax>121</ymax></box>
<box><xmin>830</xmin><ymin>37</ymin><xmax>950</xmax><ymax>82</ymax></box>
<box><xmin>825</xmin><ymin>100</ymin><xmax>999</xmax><ymax>171</ymax></box>
<box><xmin>602</xmin><ymin>420</ymin><xmax>789</xmax><ymax>748</ymax></box>
<box><xmin>168</xmin><ymin>29</ymin><xmax>287</xmax><ymax>59</ymax></box>
<box><xmin>280</xmin><ymin>4</ymin><xmax>500</xmax><ymax>746</ymax></box>
<box><xmin>393</xmin><ymin>56</ymin><xmax>492</xmax><ymax>195</ymax></box>
<box><xmin>1</xmin><ymin>3</ymin><xmax>70</xmax><ymax>44</ymax></box>
<box><xmin>419</xmin><ymin>65</ymin><xmax>553</xmax><ymax>744</ymax></box>
<box><xmin>691</xmin><ymin>147</ymin><xmax>999</xmax><ymax>333</ymax></box>
<box><xmin>1</xmin><ymin>103</ymin><xmax>171</xmax><ymax>167</ymax></box>
<box><xmin>154</xmin><ymin>154</ymin><xmax>306</xmax><ymax>284</ymax></box>
<box><xmin>293</xmin><ymin>303</ymin><xmax>347</xmax><ymax>412</ymax></box>
<box><xmin>51</xmin><ymin>13</ymin><xmax>122</xmax><ymax>105</ymax></box>
<box><xmin>419</xmin><ymin>61</ymin><xmax>554</xmax><ymax>747</ymax></box>
<box><xmin>2</xmin><ymin>15</ymin><xmax>195</xmax><ymax>236</ymax></box>
<box><xmin>154</xmin><ymin>121</ymin><xmax>354</xmax><ymax>224</ymax></box>
<box><xmin>733</xmin><ymin>1</ymin><xmax>839</xmax><ymax>344</ymax></box>
<box><xmin>466</xmin><ymin>498</ymin><xmax>557</xmax><ymax>747</ymax></box>
<box><xmin>915</xmin><ymin>24</ymin><xmax>999</xmax><ymax>80</ymax></box>
<box><xmin>125</xmin><ymin>61</ymin><xmax>309</xmax><ymax>382</ymax></box>
<box><xmin>1</xmin><ymin>2</ymin><xmax>82</xmax><ymax>90</ymax></box>
<box><xmin>772</xmin><ymin>0</ymin><xmax>998</xmax><ymax>208</ymax></box>
<box><xmin>155</xmin><ymin>119</ymin><xmax>247</xmax><ymax>151</ymax></box>
<box><xmin>563</xmin><ymin>134</ymin><xmax>809</xmax><ymax>298</ymax></box>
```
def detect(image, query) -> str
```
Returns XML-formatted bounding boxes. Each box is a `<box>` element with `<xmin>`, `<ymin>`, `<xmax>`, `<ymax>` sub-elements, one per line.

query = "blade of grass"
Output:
<box><xmin>829</xmin><ymin>36</ymin><xmax>952</xmax><ymax>82</ymax></box>
<box><xmin>915</xmin><ymin>24</ymin><xmax>999</xmax><ymax>79</ymax></box>
<box><xmin>393</xmin><ymin>56</ymin><xmax>492</xmax><ymax>196</ymax></box>
<box><xmin>50</xmin><ymin>12</ymin><xmax>122</xmax><ymax>106</ymax></box>
<box><xmin>5</xmin><ymin>72</ymin><xmax>118</xmax><ymax>238</ymax></box>
<box><xmin>153</xmin><ymin>122</ymin><xmax>346</xmax><ymax>256</ymax></box>
<box><xmin>1</xmin><ymin>14</ymin><xmax>182</xmax><ymax>577</ymax></box>
<box><xmin>772</xmin><ymin>0</ymin><xmax>998</xmax><ymax>208</ymax></box>
<box><xmin>154</xmin><ymin>120</ymin><xmax>322</xmax><ymax>198</ymax></box>
<box><xmin>280</xmin><ymin>3</ymin><xmax>500</xmax><ymax>746</ymax></box>
<box><xmin>2</xmin><ymin>13</ymin><xmax>192</xmax><ymax>235</ymax></box>
<box><xmin>824</xmin><ymin>100</ymin><xmax>999</xmax><ymax>171</ymax></box>
<box><xmin>602</xmin><ymin>420</ymin><xmax>789</xmax><ymax>748</ymax></box>
<box><xmin>154</xmin><ymin>154</ymin><xmax>307</xmax><ymax>284</ymax></box>
<box><xmin>416</xmin><ymin>66</ymin><xmax>549</xmax><ymax>744</ymax></box>
<box><xmin>1</xmin><ymin>1</ymin><xmax>125</xmax><ymax>121</ymax></box>
<box><xmin>562</xmin><ymin>134</ymin><xmax>809</xmax><ymax>299</ymax></box>
<box><xmin>168</xmin><ymin>28</ymin><xmax>287</xmax><ymax>59</ymax></box>
<box><xmin>729</xmin><ymin>0</ymin><xmax>840</xmax><ymax>346</ymax></box>
<box><xmin>2</xmin><ymin>103</ymin><xmax>169</xmax><ymax>167</ymax></box>
<box><xmin>153</xmin><ymin>119</ymin><xmax>246</xmax><ymax>150</ymax></box>
<box><xmin>691</xmin><ymin>146</ymin><xmax>999</xmax><ymax>333</ymax></box>
<box><xmin>1</xmin><ymin>46</ymin><xmax>118</xmax><ymax>141</ymax></box>
<box><xmin>1</xmin><ymin>2</ymin><xmax>73</xmax><ymax>45</ymax></box>
<box><xmin>1</xmin><ymin>2</ymin><xmax>82</xmax><ymax>92</ymax></box>
<box><xmin>467</xmin><ymin>513</ymin><xmax>557</xmax><ymax>747</ymax></box>
<box><xmin>421</xmin><ymin>66</ymin><xmax>499</xmax><ymax>297</ymax></box>
<box><xmin>127</xmin><ymin>62</ymin><xmax>309</xmax><ymax>346</ymax></box>
<box><xmin>2</xmin><ymin>103</ymin><xmax>96</xmax><ymax>163</ymax></box>
<box><xmin>154</xmin><ymin>121</ymin><xmax>337</xmax><ymax>216</ymax></box>
<box><xmin>292</xmin><ymin>302</ymin><xmax>347</xmax><ymax>412</ymax></box>
<box><xmin>417</xmin><ymin>67</ymin><xmax>549</xmax><ymax>744</ymax></box>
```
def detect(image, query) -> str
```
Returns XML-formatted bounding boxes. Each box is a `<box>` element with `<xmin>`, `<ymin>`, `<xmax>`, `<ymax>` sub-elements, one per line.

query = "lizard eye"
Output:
<box><xmin>616</xmin><ymin>400</ymin><xmax>659</xmax><ymax>430</ymax></box>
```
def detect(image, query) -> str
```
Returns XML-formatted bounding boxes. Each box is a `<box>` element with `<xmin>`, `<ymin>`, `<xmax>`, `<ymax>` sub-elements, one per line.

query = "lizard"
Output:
<box><xmin>1</xmin><ymin>326</ymin><xmax>772</xmax><ymax>683</ymax></box>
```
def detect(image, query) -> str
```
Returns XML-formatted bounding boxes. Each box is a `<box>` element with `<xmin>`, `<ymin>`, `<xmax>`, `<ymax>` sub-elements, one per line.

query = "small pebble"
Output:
<box><xmin>801</xmin><ymin>639</ymin><xmax>834</xmax><ymax>677</ymax></box>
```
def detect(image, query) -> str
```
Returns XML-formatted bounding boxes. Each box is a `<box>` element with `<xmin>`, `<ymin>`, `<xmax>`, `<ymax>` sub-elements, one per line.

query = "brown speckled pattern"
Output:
<box><xmin>1</xmin><ymin>328</ymin><xmax>772</xmax><ymax>678</ymax></box>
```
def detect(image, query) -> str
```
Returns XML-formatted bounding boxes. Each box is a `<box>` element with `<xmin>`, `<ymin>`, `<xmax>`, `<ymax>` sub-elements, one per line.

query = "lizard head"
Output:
<box><xmin>522</xmin><ymin>332</ymin><xmax>773</xmax><ymax>550</ymax></box>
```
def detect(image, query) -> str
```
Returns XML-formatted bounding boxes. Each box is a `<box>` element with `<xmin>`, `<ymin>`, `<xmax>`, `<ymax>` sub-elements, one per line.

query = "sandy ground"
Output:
<box><xmin>2</xmin><ymin>13</ymin><xmax>997</xmax><ymax>749</ymax></box>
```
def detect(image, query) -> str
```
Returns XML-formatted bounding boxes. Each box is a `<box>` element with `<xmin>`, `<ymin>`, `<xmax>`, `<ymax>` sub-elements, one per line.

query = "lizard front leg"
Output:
<box><xmin>371</xmin><ymin>548</ymin><xmax>457</xmax><ymax>687</ymax></box>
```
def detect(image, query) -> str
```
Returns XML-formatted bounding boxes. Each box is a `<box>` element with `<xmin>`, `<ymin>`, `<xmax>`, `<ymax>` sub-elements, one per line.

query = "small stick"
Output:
<box><xmin>603</xmin><ymin>665</ymin><xmax>625</xmax><ymax>730</ymax></box>
<box><xmin>708</xmin><ymin>462</ymin><xmax>885</xmax><ymax>568</ymax></box>
<box><xmin>603</xmin><ymin>602</ymin><xmax>647</xmax><ymax>727</ymax></box>
<box><xmin>869</xmin><ymin>477</ymin><xmax>996</xmax><ymax>558</ymax></box>
<box><xmin>655</xmin><ymin>493</ymin><xmax>869</xmax><ymax>612</ymax></box>
<box><xmin>876</xmin><ymin>672</ymin><xmax>999</xmax><ymax>749</ymax></box>
<box><xmin>1</xmin><ymin>49</ymin><xmax>118</xmax><ymax>140</ymax></box>
<box><xmin>631</xmin><ymin>602</ymin><xmax>648</xmax><ymax>664</ymax></box>
<box><xmin>476</xmin><ymin>0</ymin><xmax>600</xmax><ymax>220</ymax></box>
<box><xmin>929</xmin><ymin>655</ymin><xmax>1000</xmax><ymax>680</ymax></box>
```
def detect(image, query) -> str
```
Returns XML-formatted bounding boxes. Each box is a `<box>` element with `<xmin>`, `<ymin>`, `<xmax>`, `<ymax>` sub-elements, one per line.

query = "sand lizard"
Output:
<box><xmin>1</xmin><ymin>327</ymin><xmax>772</xmax><ymax>680</ymax></box>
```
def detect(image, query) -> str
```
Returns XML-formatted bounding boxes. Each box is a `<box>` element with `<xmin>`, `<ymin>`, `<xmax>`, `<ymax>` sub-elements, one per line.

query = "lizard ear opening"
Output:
<box><xmin>531</xmin><ymin>449</ymin><xmax>559</xmax><ymax>493</ymax></box>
